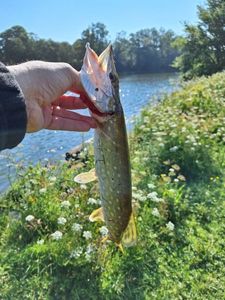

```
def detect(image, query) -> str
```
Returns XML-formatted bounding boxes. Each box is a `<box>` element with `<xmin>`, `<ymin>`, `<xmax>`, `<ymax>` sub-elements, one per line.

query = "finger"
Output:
<box><xmin>68</xmin><ymin>90</ymin><xmax>97</xmax><ymax>113</ymax></box>
<box><xmin>52</xmin><ymin>106</ymin><xmax>96</xmax><ymax>128</ymax></box>
<box><xmin>68</xmin><ymin>89</ymin><xmax>90</xmax><ymax>103</ymax></box>
<box><xmin>53</xmin><ymin>95</ymin><xmax>87</xmax><ymax>109</ymax></box>
<box><xmin>46</xmin><ymin>116</ymin><xmax>94</xmax><ymax>132</ymax></box>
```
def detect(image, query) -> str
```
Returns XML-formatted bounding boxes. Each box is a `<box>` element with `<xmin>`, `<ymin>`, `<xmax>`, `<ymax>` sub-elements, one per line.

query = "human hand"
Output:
<box><xmin>8</xmin><ymin>61</ymin><xmax>96</xmax><ymax>133</ymax></box>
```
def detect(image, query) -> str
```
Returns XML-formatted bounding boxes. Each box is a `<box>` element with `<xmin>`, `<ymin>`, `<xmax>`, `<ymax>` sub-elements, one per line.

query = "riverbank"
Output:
<box><xmin>1</xmin><ymin>72</ymin><xmax>225</xmax><ymax>299</ymax></box>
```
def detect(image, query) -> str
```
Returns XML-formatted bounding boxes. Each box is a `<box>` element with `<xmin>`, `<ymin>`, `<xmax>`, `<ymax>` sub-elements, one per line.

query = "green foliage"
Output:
<box><xmin>173</xmin><ymin>0</ymin><xmax>225</xmax><ymax>79</ymax></box>
<box><xmin>72</xmin><ymin>22</ymin><xmax>109</xmax><ymax>69</ymax></box>
<box><xmin>114</xmin><ymin>28</ymin><xmax>179</xmax><ymax>73</ymax></box>
<box><xmin>0</xmin><ymin>24</ymin><xmax>179</xmax><ymax>73</ymax></box>
<box><xmin>0</xmin><ymin>26</ymin><xmax>35</xmax><ymax>64</ymax></box>
<box><xmin>1</xmin><ymin>73</ymin><xmax>225</xmax><ymax>299</ymax></box>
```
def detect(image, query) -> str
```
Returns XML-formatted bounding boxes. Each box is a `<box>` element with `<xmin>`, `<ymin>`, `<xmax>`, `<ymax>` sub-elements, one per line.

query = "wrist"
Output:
<box><xmin>0</xmin><ymin>62</ymin><xmax>27</xmax><ymax>149</ymax></box>
<box><xmin>7</xmin><ymin>64</ymin><xmax>29</xmax><ymax>131</ymax></box>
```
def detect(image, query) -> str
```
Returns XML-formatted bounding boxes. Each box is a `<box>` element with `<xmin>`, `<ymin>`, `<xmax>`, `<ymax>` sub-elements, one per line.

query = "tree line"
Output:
<box><xmin>2</xmin><ymin>0</ymin><xmax>223</xmax><ymax>79</ymax></box>
<box><xmin>0</xmin><ymin>23</ymin><xmax>179</xmax><ymax>73</ymax></box>
<box><xmin>173</xmin><ymin>0</ymin><xmax>225</xmax><ymax>79</ymax></box>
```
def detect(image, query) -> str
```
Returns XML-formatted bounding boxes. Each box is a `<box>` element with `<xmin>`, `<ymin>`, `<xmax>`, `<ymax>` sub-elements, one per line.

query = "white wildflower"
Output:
<box><xmin>87</xmin><ymin>198</ymin><xmax>98</xmax><ymax>205</ymax></box>
<box><xmin>80</xmin><ymin>184</ymin><xmax>87</xmax><ymax>190</ymax></box>
<box><xmin>169</xmin><ymin>146</ymin><xmax>179</xmax><ymax>152</ymax></box>
<box><xmin>166</xmin><ymin>221</ymin><xmax>175</xmax><ymax>231</ymax></box>
<box><xmin>83</xmin><ymin>231</ymin><xmax>92</xmax><ymax>240</ymax></box>
<box><xmin>39</xmin><ymin>188</ymin><xmax>47</xmax><ymax>193</ymax></box>
<box><xmin>133</xmin><ymin>191</ymin><xmax>146</xmax><ymax>202</ymax></box>
<box><xmin>70</xmin><ymin>247</ymin><xmax>83</xmax><ymax>258</ymax></box>
<box><xmin>85</xmin><ymin>244</ymin><xmax>94</xmax><ymax>260</ymax></box>
<box><xmin>25</xmin><ymin>215</ymin><xmax>35</xmax><ymax>222</ymax></box>
<box><xmin>147</xmin><ymin>191</ymin><xmax>158</xmax><ymax>201</ymax></box>
<box><xmin>152</xmin><ymin>208</ymin><xmax>160</xmax><ymax>217</ymax></box>
<box><xmin>49</xmin><ymin>176</ymin><xmax>57</xmax><ymax>182</ymax></box>
<box><xmin>99</xmin><ymin>226</ymin><xmax>109</xmax><ymax>236</ymax></box>
<box><xmin>85</xmin><ymin>253</ymin><xmax>91</xmax><ymax>261</ymax></box>
<box><xmin>147</xmin><ymin>191</ymin><xmax>158</xmax><ymax>198</ymax></box>
<box><xmin>174</xmin><ymin>178</ymin><xmax>179</xmax><ymax>182</ymax></box>
<box><xmin>61</xmin><ymin>200</ymin><xmax>71</xmax><ymax>208</ymax></box>
<box><xmin>72</xmin><ymin>223</ymin><xmax>83</xmax><ymax>232</ymax></box>
<box><xmin>51</xmin><ymin>230</ymin><xmax>63</xmax><ymax>240</ymax></box>
<box><xmin>147</xmin><ymin>192</ymin><xmax>164</xmax><ymax>203</ymax></box>
<box><xmin>139</xmin><ymin>195</ymin><xmax>148</xmax><ymax>202</ymax></box>
<box><xmin>147</xmin><ymin>183</ymin><xmax>155</xmax><ymax>189</ymax></box>
<box><xmin>57</xmin><ymin>217</ymin><xmax>67</xmax><ymax>225</ymax></box>
<box><xmin>37</xmin><ymin>239</ymin><xmax>44</xmax><ymax>245</ymax></box>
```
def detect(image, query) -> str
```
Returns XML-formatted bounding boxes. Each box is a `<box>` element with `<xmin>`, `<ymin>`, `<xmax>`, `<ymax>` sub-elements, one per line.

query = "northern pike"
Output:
<box><xmin>76</xmin><ymin>44</ymin><xmax>136</xmax><ymax>247</ymax></box>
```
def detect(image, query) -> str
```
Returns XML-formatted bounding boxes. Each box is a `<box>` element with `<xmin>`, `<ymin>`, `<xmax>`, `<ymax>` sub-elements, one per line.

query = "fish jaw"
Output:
<box><xmin>80</xmin><ymin>43</ymin><xmax>119</xmax><ymax>116</ymax></box>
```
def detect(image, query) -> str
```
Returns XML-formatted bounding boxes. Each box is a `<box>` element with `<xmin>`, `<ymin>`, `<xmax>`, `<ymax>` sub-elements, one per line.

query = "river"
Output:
<box><xmin>0</xmin><ymin>73</ymin><xmax>179</xmax><ymax>193</ymax></box>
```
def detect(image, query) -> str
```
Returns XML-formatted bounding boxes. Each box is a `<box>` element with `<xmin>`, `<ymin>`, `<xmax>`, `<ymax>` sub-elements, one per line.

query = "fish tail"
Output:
<box><xmin>122</xmin><ymin>212</ymin><xmax>137</xmax><ymax>247</ymax></box>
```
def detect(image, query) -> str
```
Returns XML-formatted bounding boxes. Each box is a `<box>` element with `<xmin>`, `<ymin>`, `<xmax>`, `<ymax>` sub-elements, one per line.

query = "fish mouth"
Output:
<box><xmin>80</xmin><ymin>90</ymin><xmax>113</xmax><ymax>117</ymax></box>
<box><xmin>80</xmin><ymin>43</ymin><xmax>116</xmax><ymax>116</ymax></box>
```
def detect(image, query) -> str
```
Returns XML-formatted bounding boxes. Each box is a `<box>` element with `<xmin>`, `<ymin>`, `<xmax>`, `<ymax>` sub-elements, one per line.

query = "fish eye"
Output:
<box><xmin>95</xmin><ymin>87</ymin><xmax>99</xmax><ymax>91</ymax></box>
<box><xmin>109</xmin><ymin>72</ymin><xmax>114</xmax><ymax>81</ymax></box>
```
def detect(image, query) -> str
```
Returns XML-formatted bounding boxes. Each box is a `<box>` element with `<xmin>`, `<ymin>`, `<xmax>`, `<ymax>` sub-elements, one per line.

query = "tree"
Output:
<box><xmin>114</xmin><ymin>28</ymin><xmax>178</xmax><ymax>73</ymax></box>
<box><xmin>158</xmin><ymin>29</ymin><xmax>179</xmax><ymax>72</ymax></box>
<box><xmin>0</xmin><ymin>24</ymin><xmax>179</xmax><ymax>74</ymax></box>
<box><xmin>73</xmin><ymin>23</ymin><xmax>109</xmax><ymax>69</ymax></box>
<box><xmin>0</xmin><ymin>26</ymin><xmax>35</xmax><ymax>64</ymax></box>
<box><xmin>113</xmin><ymin>31</ymin><xmax>134</xmax><ymax>73</ymax></box>
<box><xmin>173</xmin><ymin>0</ymin><xmax>225</xmax><ymax>79</ymax></box>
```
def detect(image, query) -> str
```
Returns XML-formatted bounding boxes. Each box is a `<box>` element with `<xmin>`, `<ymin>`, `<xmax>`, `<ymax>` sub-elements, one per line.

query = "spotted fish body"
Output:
<box><xmin>80</xmin><ymin>44</ymin><xmax>135</xmax><ymax>246</ymax></box>
<box><xmin>94</xmin><ymin>105</ymin><xmax>132</xmax><ymax>243</ymax></box>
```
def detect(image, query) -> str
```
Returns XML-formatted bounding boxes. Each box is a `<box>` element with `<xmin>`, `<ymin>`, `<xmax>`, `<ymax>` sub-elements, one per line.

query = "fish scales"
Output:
<box><xmin>94</xmin><ymin>111</ymin><xmax>132</xmax><ymax>243</ymax></box>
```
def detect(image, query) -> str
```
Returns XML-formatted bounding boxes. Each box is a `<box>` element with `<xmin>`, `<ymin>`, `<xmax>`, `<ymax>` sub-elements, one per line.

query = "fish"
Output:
<box><xmin>76</xmin><ymin>43</ymin><xmax>136</xmax><ymax>248</ymax></box>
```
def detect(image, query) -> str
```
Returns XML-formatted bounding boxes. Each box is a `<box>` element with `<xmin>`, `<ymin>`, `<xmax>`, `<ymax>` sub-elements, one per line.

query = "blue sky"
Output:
<box><xmin>0</xmin><ymin>0</ymin><xmax>204</xmax><ymax>43</ymax></box>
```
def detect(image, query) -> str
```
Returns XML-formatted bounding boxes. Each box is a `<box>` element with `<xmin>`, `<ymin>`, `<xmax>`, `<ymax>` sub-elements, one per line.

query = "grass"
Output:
<box><xmin>1</xmin><ymin>72</ymin><xmax>225</xmax><ymax>299</ymax></box>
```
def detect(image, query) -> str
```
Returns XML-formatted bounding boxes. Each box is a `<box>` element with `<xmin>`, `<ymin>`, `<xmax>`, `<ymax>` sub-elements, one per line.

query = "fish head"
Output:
<box><xmin>80</xmin><ymin>43</ymin><xmax>120</xmax><ymax>117</ymax></box>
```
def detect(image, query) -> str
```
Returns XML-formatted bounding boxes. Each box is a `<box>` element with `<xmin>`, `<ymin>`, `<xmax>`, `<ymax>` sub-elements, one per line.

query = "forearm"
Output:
<box><xmin>0</xmin><ymin>62</ymin><xmax>27</xmax><ymax>151</ymax></box>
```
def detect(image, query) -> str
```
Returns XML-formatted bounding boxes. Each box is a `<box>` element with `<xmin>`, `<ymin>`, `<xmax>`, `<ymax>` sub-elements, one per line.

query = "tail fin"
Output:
<box><xmin>122</xmin><ymin>213</ymin><xmax>137</xmax><ymax>247</ymax></box>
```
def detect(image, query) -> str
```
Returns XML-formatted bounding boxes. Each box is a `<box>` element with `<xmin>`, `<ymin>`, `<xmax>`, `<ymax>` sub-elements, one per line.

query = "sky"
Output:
<box><xmin>0</xmin><ymin>0</ymin><xmax>205</xmax><ymax>43</ymax></box>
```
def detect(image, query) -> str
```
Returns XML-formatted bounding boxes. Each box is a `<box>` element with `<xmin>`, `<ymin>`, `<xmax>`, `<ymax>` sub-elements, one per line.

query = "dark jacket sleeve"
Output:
<box><xmin>0</xmin><ymin>62</ymin><xmax>27</xmax><ymax>151</ymax></box>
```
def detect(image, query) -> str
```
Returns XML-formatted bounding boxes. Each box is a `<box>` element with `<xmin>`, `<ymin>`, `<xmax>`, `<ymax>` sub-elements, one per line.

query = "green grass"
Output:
<box><xmin>1</xmin><ymin>72</ymin><xmax>225</xmax><ymax>299</ymax></box>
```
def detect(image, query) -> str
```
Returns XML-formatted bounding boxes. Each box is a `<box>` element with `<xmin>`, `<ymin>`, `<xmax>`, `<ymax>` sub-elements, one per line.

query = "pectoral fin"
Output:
<box><xmin>122</xmin><ymin>213</ymin><xmax>137</xmax><ymax>247</ymax></box>
<box><xmin>74</xmin><ymin>168</ymin><xmax>97</xmax><ymax>184</ymax></box>
<box><xmin>89</xmin><ymin>207</ymin><xmax>104</xmax><ymax>222</ymax></box>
